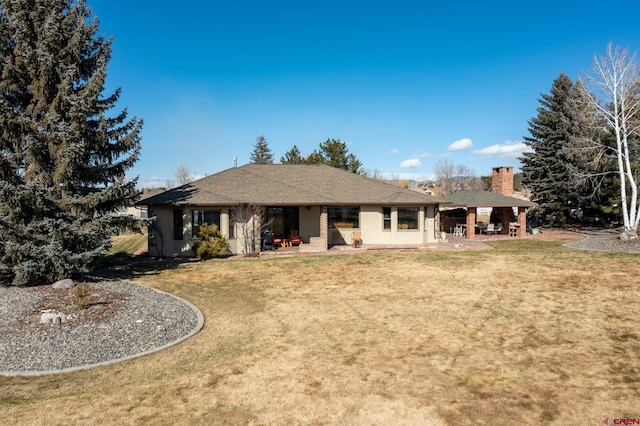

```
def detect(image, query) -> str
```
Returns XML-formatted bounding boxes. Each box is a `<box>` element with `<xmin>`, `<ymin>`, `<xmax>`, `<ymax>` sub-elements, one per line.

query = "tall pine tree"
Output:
<box><xmin>250</xmin><ymin>135</ymin><xmax>274</xmax><ymax>164</ymax></box>
<box><xmin>307</xmin><ymin>139</ymin><xmax>363</xmax><ymax>174</ymax></box>
<box><xmin>520</xmin><ymin>73</ymin><xmax>581</xmax><ymax>227</ymax></box>
<box><xmin>0</xmin><ymin>0</ymin><xmax>142</xmax><ymax>286</ymax></box>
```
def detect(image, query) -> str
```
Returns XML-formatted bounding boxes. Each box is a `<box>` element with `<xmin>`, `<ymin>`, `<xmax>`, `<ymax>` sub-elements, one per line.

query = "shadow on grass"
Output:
<box><xmin>91</xmin><ymin>252</ymin><xmax>197</xmax><ymax>281</ymax></box>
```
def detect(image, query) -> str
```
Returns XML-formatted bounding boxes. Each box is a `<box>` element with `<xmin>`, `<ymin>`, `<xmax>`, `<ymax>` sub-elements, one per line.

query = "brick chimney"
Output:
<box><xmin>491</xmin><ymin>166</ymin><xmax>513</xmax><ymax>196</ymax></box>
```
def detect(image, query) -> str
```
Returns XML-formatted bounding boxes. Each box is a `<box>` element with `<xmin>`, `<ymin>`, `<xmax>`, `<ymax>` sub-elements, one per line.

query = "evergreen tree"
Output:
<box><xmin>306</xmin><ymin>138</ymin><xmax>363</xmax><ymax>174</ymax></box>
<box><xmin>0</xmin><ymin>0</ymin><xmax>143</xmax><ymax>286</ymax></box>
<box><xmin>250</xmin><ymin>135</ymin><xmax>274</xmax><ymax>164</ymax></box>
<box><xmin>280</xmin><ymin>145</ymin><xmax>304</xmax><ymax>164</ymax></box>
<box><xmin>520</xmin><ymin>73</ymin><xmax>582</xmax><ymax>227</ymax></box>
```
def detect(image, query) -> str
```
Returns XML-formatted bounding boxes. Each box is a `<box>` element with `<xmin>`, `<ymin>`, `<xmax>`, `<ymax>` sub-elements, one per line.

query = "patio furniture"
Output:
<box><xmin>477</xmin><ymin>223</ymin><xmax>487</xmax><ymax>234</ymax></box>
<box><xmin>453</xmin><ymin>224</ymin><xmax>465</xmax><ymax>237</ymax></box>
<box><xmin>272</xmin><ymin>234</ymin><xmax>283</xmax><ymax>248</ymax></box>
<box><xmin>509</xmin><ymin>223</ymin><xmax>519</xmax><ymax>237</ymax></box>
<box><xmin>485</xmin><ymin>223</ymin><xmax>503</xmax><ymax>235</ymax></box>
<box><xmin>261</xmin><ymin>230</ymin><xmax>275</xmax><ymax>251</ymax></box>
<box><xmin>352</xmin><ymin>231</ymin><xmax>362</xmax><ymax>248</ymax></box>
<box><xmin>289</xmin><ymin>230</ymin><xmax>302</xmax><ymax>246</ymax></box>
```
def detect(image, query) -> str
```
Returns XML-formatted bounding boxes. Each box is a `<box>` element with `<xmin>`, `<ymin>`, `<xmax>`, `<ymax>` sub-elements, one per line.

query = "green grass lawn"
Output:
<box><xmin>108</xmin><ymin>232</ymin><xmax>147</xmax><ymax>256</ymax></box>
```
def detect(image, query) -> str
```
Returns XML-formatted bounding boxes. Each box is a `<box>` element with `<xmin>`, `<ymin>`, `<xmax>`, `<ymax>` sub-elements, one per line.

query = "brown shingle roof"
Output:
<box><xmin>141</xmin><ymin>164</ymin><xmax>446</xmax><ymax>207</ymax></box>
<box><xmin>440</xmin><ymin>190</ymin><xmax>537</xmax><ymax>208</ymax></box>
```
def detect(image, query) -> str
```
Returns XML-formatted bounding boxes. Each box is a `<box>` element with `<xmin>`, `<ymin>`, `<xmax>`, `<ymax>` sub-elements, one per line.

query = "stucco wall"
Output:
<box><xmin>331</xmin><ymin>206</ymin><xmax>436</xmax><ymax>246</ymax></box>
<box><xmin>149</xmin><ymin>204</ymin><xmax>439</xmax><ymax>256</ymax></box>
<box><xmin>147</xmin><ymin>206</ymin><xmax>237</xmax><ymax>257</ymax></box>
<box><xmin>299</xmin><ymin>206</ymin><xmax>321</xmax><ymax>242</ymax></box>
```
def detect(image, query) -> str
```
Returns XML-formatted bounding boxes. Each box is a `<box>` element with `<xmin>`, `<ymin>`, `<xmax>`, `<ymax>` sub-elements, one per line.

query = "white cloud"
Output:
<box><xmin>387</xmin><ymin>148</ymin><xmax>399</xmax><ymax>154</ymax></box>
<box><xmin>448</xmin><ymin>137</ymin><xmax>473</xmax><ymax>151</ymax></box>
<box><xmin>473</xmin><ymin>140</ymin><xmax>532</xmax><ymax>158</ymax></box>
<box><xmin>399</xmin><ymin>151</ymin><xmax>431</xmax><ymax>168</ymax></box>
<box><xmin>400</xmin><ymin>158</ymin><xmax>421</xmax><ymax>168</ymax></box>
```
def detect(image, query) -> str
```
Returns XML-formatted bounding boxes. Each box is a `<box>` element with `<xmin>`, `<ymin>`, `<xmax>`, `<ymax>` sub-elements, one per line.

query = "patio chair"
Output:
<box><xmin>272</xmin><ymin>234</ymin><xmax>283</xmax><ymax>248</ymax></box>
<box><xmin>352</xmin><ymin>231</ymin><xmax>362</xmax><ymax>248</ymax></box>
<box><xmin>288</xmin><ymin>230</ymin><xmax>302</xmax><ymax>246</ymax></box>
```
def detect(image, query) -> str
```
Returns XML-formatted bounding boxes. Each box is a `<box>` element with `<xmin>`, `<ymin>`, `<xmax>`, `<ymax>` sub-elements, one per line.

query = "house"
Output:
<box><xmin>439</xmin><ymin>166</ymin><xmax>537</xmax><ymax>238</ymax></box>
<box><xmin>126</xmin><ymin>188</ymin><xmax>165</xmax><ymax>219</ymax></box>
<box><xmin>139</xmin><ymin>164</ymin><xmax>448</xmax><ymax>256</ymax></box>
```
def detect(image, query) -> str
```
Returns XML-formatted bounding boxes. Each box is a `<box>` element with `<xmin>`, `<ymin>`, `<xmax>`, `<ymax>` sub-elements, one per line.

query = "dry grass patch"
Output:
<box><xmin>2</xmin><ymin>236</ymin><xmax>640</xmax><ymax>425</ymax></box>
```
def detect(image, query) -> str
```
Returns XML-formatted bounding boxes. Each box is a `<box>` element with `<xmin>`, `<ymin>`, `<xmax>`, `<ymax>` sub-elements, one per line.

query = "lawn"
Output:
<box><xmin>1</xmin><ymin>237</ymin><xmax>639</xmax><ymax>425</ymax></box>
<box><xmin>108</xmin><ymin>231</ymin><xmax>147</xmax><ymax>256</ymax></box>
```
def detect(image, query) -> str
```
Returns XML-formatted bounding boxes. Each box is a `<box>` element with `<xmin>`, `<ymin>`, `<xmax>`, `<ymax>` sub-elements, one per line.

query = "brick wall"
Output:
<box><xmin>492</xmin><ymin>166</ymin><xmax>513</xmax><ymax>196</ymax></box>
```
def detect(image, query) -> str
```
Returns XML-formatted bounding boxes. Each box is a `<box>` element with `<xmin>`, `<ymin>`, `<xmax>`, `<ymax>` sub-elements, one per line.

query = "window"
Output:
<box><xmin>328</xmin><ymin>207</ymin><xmax>360</xmax><ymax>229</ymax></box>
<box><xmin>398</xmin><ymin>207</ymin><xmax>419</xmax><ymax>230</ymax></box>
<box><xmin>192</xmin><ymin>210</ymin><xmax>220</xmax><ymax>237</ymax></box>
<box><xmin>267</xmin><ymin>207</ymin><xmax>299</xmax><ymax>237</ymax></box>
<box><xmin>382</xmin><ymin>207</ymin><xmax>391</xmax><ymax>230</ymax></box>
<box><xmin>173</xmin><ymin>209</ymin><xmax>183</xmax><ymax>240</ymax></box>
<box><xmin>229</xmin><ymin>213</ymin><xmax>236</xmax><ymax>239</ymax></box>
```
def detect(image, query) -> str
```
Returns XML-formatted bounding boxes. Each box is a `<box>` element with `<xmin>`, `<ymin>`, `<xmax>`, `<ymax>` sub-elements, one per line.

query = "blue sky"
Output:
<box><xmin>91</xmin><ymin>1</ymin><xmax>640</xmax><ymax>187</ymax></box>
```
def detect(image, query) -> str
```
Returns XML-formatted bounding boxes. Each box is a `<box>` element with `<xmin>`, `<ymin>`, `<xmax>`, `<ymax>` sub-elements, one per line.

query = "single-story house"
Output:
<box><xmin>139</xmin><ymin>164</ymin><xmax>448</xmax><ymax>256</ymax></box>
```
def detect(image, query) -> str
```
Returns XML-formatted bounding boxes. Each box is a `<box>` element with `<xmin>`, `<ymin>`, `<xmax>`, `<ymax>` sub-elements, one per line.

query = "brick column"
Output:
<box><xmin>518</xmin><ymin>207</ymin><xmax>527</xmax><ymax>237</ymax></box>
<box><xmin>320</xmin><ymin>205</ymin><xmax>328</xmax><ymax>248</ymax></box>
<box><xmin>466</xmin><ymin>207</ymin><xmax>476</xmax><ymax>239</ymax></box>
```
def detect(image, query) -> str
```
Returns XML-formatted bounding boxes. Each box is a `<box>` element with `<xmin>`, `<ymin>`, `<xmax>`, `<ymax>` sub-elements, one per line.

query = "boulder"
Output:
<box><xmin>40</xmin><ymin>311</ymin><xmax>64</xmax><ymax>324</ymax></box>
<box><xmin>52</xmin><ymin>278</ymin><xmax>75</xmax><ymax>289</ymax></box>
<box><xmin>620</xmin><ymin>231</ymin><xmax>638</xmax><ymax>241</ymax></box>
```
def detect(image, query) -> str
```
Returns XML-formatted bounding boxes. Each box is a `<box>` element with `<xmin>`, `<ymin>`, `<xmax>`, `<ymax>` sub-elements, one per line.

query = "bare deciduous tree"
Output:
<box><xmin>165</xmin><ymin>164</ymin><xmax>196</xmax><ymax>189</ymax></box>
<box><xmin>434</xmin><ymin>159</ymin><xmax>483</xmax><ymax>195</ymax></box>
<box><xmin>578</xmin><ymin>43</ymin><xmax>640</xmax><ymax>232</ymax></box>
<box><xmin>175</xmin><ymin>164</ymin><xmax>195</xmax><ymax>185</ymax></box>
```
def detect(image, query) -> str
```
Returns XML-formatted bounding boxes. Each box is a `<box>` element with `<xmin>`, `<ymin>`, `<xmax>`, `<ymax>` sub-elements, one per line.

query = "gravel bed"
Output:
<box><xmin>563</xmin><ymin>231</ymin><xmax>640</xmax><ymax>252</ymax></box>
<box><xmin>0</xmin><ymin>280</ymin><xmax>202</xmax><ymax>375</ymax></box>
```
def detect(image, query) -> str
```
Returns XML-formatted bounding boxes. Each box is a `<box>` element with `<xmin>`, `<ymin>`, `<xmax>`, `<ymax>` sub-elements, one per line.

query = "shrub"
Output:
<box><xmin>193</xmin><ymin>224</ymin><xmax>229</xmax><ymax>260</ymax></box>
<box><xmin>74</xmin><ymin>283</ymin><xmax>91</xmax><ymax>309</ymax></box>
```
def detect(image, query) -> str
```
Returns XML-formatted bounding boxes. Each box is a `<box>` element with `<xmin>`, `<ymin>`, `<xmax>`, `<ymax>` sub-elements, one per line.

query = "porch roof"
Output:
<box><xmin>140</xmin><ymin>164</ymin><xmax>447</xmax><ymax>207</ymax></box>
<box><xmin>440</xmin><ymin>190</ymin><xmax>537</xmax><ymax>208</ymax></box>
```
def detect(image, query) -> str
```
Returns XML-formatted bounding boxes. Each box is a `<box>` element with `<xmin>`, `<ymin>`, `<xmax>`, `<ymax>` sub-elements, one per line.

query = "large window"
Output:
<box><xmin>267</xmin><ymin>207</ymin><xmax>299</xmax><ymax>237</ymax></box>
<box><xmin>328</xmin><ymin>207</ymin><xmax>360</xmax><ymax>229</ymax></box>
<box><xmin>192</xmin><ymin>210</ymin><xmax>220</xmax><ymax>237</ymax></box>
<box><xmin>398</xmin><ymin>207</ymin><xmax>419</xmax><ymax>230</ymax></box>
<box><xmin>382</xmin><ymin>207</ymin><xmax>391</xmax><ymax>230</ymax></box>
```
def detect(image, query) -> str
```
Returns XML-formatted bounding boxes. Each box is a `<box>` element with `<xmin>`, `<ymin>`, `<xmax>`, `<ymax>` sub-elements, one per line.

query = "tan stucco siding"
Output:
<box><xmin>299</xmin><ymin>205</ymin><xmax>321</xmax><ymax>242</ymax></box>
<box><xmin>424</xmin><ymin>205</ymin><xmax>437</xmax><ymax>243</ymax></box>
<box><xmin>148</xmin><ymin>206</ymin><xmax>237</xmax><ymax>257</ymax></box>
<box><xmin>332</xmin><ymin>206</ymin><xmax>436</xmax><ymax>246</ymax></box>
<box><xmin>150</xmin><ymin>203</ymin><xmax>439</xmax><ymax>256</ymax></box>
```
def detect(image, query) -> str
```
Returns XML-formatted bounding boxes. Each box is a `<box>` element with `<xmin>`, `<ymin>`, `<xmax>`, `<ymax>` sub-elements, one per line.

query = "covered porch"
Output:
<box><xmin>439</xmin><ymin>191</ymin><xmax>537</xmax><ymax>239</ymax></box>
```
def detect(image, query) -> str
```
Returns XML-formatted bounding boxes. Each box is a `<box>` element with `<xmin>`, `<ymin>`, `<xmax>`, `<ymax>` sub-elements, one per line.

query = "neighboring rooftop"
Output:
<box><xmin>140</xmin><ymin>164</ymin><xmax>447</xmax><ymax>207</ymax></box>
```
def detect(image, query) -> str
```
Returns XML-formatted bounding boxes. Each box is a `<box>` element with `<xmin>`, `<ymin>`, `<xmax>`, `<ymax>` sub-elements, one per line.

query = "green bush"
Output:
<box><xmin>193</xmin><ymin>224</ymin><xmax>229</xmax><ymax>260</ymax></box>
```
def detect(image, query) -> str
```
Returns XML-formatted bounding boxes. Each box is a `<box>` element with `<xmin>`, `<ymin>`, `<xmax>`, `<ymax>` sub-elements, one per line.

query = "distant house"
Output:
<box><xmin>126</xmin><ymin>188</ymin><xmax>165</xmax><ymax>219</ymax></box>
<box><xmin>139</xmin><ymin>164</ymin><xmax>448</xmax><ymax>256</ymax></box>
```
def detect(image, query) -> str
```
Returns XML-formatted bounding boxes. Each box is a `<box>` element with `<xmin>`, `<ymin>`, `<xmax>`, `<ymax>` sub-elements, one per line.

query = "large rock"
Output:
<box><xmin>40</xmin><ymin>310</ymin><xmax>75</xmax><ymax>324</ymax></box>
<box><xmin>52</xmin><ymin>278</ymin><xmax>75</xmax><ymax>289</ymax></box>
<box><xmin>620</xmin><ymin>231</ymin><xmax>638</xmax><ymax>241</ymax></box>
